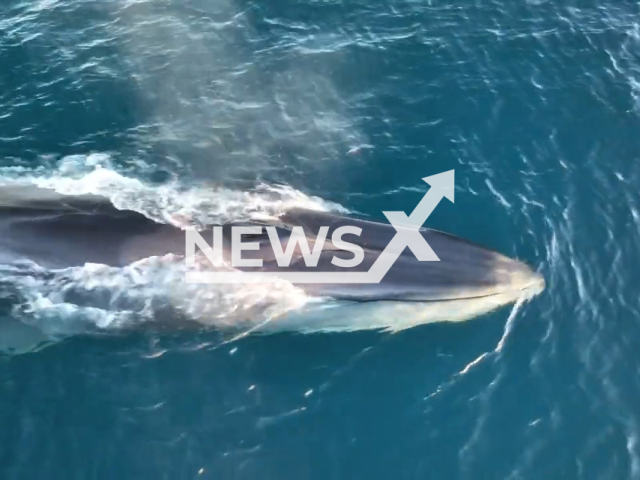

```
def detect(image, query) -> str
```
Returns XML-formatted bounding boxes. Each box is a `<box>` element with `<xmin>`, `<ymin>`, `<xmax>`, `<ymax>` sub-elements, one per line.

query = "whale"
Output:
<box><xmin>0</xmin><ymin>184</ymin><xmax>545</xmax><ymax>349</ymax></box>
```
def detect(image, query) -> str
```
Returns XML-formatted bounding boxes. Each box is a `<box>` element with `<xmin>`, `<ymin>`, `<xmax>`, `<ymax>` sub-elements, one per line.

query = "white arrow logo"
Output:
<box><xmin>186</xmin><ymin>170</ymin><xmax>455</xmax><ymax>284</ymax></box>
<box><xmin>382</xmin><ymin>169</ymin><xmax>455</xmax><ymax>261</ymax></box>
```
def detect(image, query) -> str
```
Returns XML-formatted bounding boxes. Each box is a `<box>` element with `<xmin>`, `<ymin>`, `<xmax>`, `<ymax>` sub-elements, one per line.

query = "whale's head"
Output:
<box><xmin>249</xmin><ymin>209</ymin><xmax>546</xmax><ymax>334</ymax></box>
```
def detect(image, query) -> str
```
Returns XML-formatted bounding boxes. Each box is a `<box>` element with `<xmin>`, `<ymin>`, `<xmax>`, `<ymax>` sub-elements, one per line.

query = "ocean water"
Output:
<box><xmin>1</xmin><ymin>0</ymin><xmax>640</xmax><ymax>478</ymax></box>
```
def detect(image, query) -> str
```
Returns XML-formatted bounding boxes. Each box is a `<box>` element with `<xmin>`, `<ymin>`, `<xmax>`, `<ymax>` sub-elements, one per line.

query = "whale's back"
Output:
<box><xmin>0</xmin><ymin>185</ymin><xmax>181</xmax><ymax>268</ymax></box>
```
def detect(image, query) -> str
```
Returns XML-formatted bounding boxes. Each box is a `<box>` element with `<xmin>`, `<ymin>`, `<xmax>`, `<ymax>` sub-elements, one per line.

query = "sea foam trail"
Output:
<box><xmin>0</xmin><ymin>153</ymin><xmax>348</xmax><ymax>228</ymax></box>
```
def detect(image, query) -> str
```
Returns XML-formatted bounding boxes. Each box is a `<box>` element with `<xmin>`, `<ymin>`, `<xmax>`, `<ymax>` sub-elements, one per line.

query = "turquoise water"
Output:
<box><xmin>1</xmin><ymin>0</ymin><xmax>640</xmax><ymax>478</ymax></box>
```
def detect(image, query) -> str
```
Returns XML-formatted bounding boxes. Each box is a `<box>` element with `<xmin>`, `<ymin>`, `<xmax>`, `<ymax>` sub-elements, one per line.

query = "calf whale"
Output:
<box><xmin>0</xmin><ymin>184</ymin><xmax>545</xmax><ymax>340</ymax></box>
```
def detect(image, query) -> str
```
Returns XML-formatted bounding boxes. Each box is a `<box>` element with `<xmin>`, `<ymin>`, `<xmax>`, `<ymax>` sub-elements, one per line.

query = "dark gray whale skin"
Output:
<box><xmin>0</xmin><ymin>200</ymin><xmax>183</xmax><ymax>269</ymax></box>
<box><xmin>0</xmin><ymin>186</ymin><xmax>544</xmax><ymax>303</ymax></box>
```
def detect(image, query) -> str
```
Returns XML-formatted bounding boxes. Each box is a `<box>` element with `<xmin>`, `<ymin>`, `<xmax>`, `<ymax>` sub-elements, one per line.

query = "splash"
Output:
<box><xmin>0</xmin><ymin>153</ymin><xmax>348</xmax><ymax>228</ymax></box>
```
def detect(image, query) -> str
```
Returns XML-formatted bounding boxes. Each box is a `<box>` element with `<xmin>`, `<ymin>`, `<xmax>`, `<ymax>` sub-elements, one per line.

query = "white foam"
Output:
<box><xmin>2</xmin><ymin>254</ymin><xmax>317</xmax><ymax>346</ymax></box>
<box><xmin>0</xmin><ymin>153</ymin><xmax>348</xmax><ymax>228</ymax></box>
